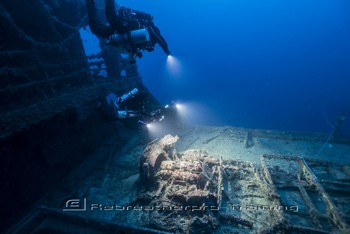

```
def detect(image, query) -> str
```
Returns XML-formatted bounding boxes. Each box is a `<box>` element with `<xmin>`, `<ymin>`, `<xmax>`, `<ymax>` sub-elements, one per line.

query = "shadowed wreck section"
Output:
<box><xmin>0</xmin><ymin>0</ymin><xmax>158</xmax><ymax>231</ymax></box>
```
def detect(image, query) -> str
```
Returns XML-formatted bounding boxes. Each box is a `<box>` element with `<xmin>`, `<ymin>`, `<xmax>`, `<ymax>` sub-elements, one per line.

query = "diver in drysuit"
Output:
<box><xmin>86</xmin><ymin>0</ymin><xmax>170</xmax><ymax>61</ymax></box>
<box><xmin>99</xmin><ymin>88</ymin><xmax>146</xmax><ymax>120</ymax></box>
<box><xmin>98</xmin><ymin>88</ymin><xmax>180</xmax><ymax>128</ymax></box>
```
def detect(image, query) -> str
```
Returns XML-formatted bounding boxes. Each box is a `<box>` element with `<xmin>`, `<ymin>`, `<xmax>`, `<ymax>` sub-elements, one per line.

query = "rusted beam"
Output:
<box><xmin>298</xmin><ymin>158</ymin><xmax>349</xmax><ymax>232</ymax></box>
<box><xmin>217</xmin><ymin>157</ymin><xmax>223</xmax><ymax>208</ymax></box>
<box><xmin>297</xmin><ymin>184</ymin><xmax>322</xmax><ymax>229</ymax></box>
<box><xmin>223</xmin><ymin>128</ymin><xmax>350</xmax><ymax>145</ymax></box>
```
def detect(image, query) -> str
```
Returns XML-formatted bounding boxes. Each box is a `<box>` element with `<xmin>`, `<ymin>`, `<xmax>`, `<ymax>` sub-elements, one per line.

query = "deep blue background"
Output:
<box><xmin>120</xmin><ymin>0</ymin><xmax>350</xmax><ymax>134</ymax></box>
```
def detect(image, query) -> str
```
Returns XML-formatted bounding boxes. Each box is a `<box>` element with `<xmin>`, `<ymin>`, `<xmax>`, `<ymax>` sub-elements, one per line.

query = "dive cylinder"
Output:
<box><xmin>117</xmin><ymin>110</ymin><xmax>138</xmax><ymax>118</ymax></box>
<box><xmin>108</xmin><ymin>28</ymin><xmax>150</xmax><ymax>47</ymax></box>
<box><xmin>119</xmin><ymin>88</ymin><xmax>138</xmax><ymax>103</ymax></box>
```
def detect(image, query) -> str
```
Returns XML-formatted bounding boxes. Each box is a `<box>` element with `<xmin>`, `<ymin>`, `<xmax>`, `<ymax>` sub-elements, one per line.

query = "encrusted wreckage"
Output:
<box><xmin>135</xmin><ymin>135</ymin><xmax>279</xmax><ymax>233</ymax></box>
<box><xmin>134</xmin><ymin>135</ymin><xmax>350</xmax><ymax>233</ymax></box>
<box><xmin>8</xmin><ymin>134</ymin><xmax>350</xmax><ymax>233</ymax></box>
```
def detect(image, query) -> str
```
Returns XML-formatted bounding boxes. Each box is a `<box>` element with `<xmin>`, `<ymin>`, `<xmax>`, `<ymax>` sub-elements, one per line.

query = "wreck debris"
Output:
<box><xmin>297</xmin><ymin>184</ymin><xmax>322</xmax><ymax>229</ymax></box>
<box><xmin>136</xmin><ymin>135</ymin><xmax>284</xmax><ymax>233</ymax></box>
<box><xmin>298</xmin><ymin>158</ymin><xmax>348</xmax><ymax>231</ymax></box>
<box><xmin>140</xmin><ymin>135</ymin><xmax>179</xmax><ymax>184</ymax></box>
<box><xmin>262</xmin><ymin>154</ymin><xmax>350</xmax><ymax>233</ymax></box>
<box><xmin>217</xmin><ymin>157</ymin><xmax>223</xmax><ymax>209</ymax></box>
<box><xmin>9</xmin><ymin>134</ymin><xmax>350</xmax><ymax>233</ymax></box>
<box><xmin>136</xmin><ymin>139</ymin><xmax>350</xmax><ymax>233</ymax></box>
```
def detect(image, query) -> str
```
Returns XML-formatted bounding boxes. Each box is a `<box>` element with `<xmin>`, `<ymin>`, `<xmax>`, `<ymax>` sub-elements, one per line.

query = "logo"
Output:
<box><xmin>63</xmin><ymin>198</ymin><xmax>87</xmax><ymax>211</ymax></box>
<box><xmin>62</xmin><ymin>199</ymin><xmax>299</xmax><ymax>213</ymax></box>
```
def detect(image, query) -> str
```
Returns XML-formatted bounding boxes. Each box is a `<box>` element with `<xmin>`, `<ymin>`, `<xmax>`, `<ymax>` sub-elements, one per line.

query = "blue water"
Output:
<box><xmin>121</xmin><ymin>0</ymin><xmax>350</xmax><ymax>134</ymax></box>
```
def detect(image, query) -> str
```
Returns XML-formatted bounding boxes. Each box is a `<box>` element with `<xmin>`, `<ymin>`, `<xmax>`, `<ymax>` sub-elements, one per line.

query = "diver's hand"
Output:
<box><xmin>164</xmin><ymin>48</ymin><xmax>171</xmax><ymax>56</ymax></box>
<box><xmin>159</xmin><ymin>44</ymin><xmax>170</xmax><ymax>56</ymax></box>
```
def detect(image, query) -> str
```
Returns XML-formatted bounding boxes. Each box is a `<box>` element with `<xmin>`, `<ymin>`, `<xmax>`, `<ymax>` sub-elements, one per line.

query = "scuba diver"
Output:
<box><xmin>86</xmin><ymin>0</ymin><xmax>171</xmax><ymax>62</ymax></box>
<box><xmin>98</xmin><ymin>88</ymin><xmax>179</xmax><ymax>127</ymax></box>
<box><xmin>99</xmin><ymin>88</ymin><xmax>146</xmax><ymax>121</ymax></box>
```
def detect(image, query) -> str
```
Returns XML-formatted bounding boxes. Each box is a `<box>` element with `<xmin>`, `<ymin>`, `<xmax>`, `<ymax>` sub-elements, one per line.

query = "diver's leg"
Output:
<box><xmin>105</xmin><ymin>0</ymin><xmax>122</xmax><ymax>31</ymax></box>
<box><xmin>106</xmin><ymin>0</ymin><xmax>141</xmax><ymax>33</ymax></box>
<box><xmin>86</xmin><ymin>0</ymin><xmax>112</xmax><ymax>38</ymax></box>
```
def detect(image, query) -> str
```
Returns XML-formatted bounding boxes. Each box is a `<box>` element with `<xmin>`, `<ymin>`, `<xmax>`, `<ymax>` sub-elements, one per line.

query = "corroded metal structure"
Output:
<box><xmin>133</xmin><ymin>135</ymin><xmax>350</xmax><ymax>233</ymax></box>
<box><xmin>262</xmin><ymin>154</ymin><xmax>350</xmax><ymax>233</ymax></box>
<box><xmin>8</xmin><ymin>133</ymin><xmax>350</xmax><ymax>233</ymax></box>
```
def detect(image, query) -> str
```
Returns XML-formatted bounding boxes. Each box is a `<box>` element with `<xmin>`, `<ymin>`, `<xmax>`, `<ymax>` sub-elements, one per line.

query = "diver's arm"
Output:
<box><xmin>86</xmin><ymin>0</ymin><xmax>113</xmax><ymax>38</ymax></box>
<box><xmin>148</xmin><ymin>22</ymin><xmax>171</xmax><ymax>55</ymax></box>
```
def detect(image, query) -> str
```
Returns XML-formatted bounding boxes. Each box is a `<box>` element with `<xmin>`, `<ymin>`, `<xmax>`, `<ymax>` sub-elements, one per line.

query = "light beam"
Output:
<box><xmin>166</xmin><ymin>55</ymin><xmax>182</xmax><ymax>76</ymax></box>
